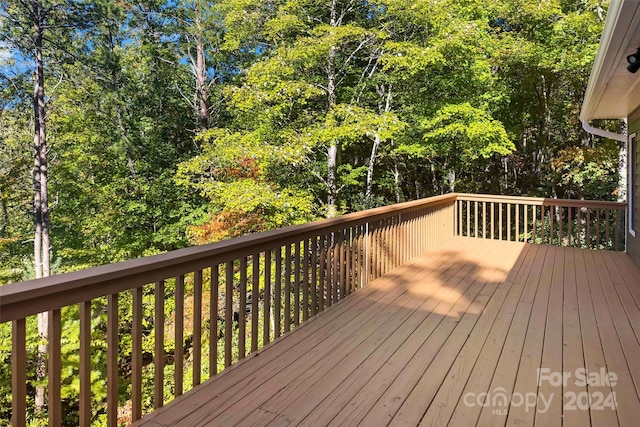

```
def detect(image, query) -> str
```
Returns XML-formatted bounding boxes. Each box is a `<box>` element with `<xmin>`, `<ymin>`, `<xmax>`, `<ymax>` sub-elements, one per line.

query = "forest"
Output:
<box><xmin>0</xmin><ymin>0</ymin><xmax>624</xmax><ymax>424</ymax></box>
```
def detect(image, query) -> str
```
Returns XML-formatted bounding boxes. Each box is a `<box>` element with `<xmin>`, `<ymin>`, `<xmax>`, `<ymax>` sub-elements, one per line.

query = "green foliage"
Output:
<box><xmin>176</xmin><ymin>128</ymin><xmax>315</xmax><ymax>243</ymax></box>
<box><xmin>421</xmin><ymin>103</ymin><xmax>514</xmax><ymax>161</ymax></box>
<box><xmin>550</xmin><ymin>140</ymin><xmax>620</xmax><ymax>200</ymax></box>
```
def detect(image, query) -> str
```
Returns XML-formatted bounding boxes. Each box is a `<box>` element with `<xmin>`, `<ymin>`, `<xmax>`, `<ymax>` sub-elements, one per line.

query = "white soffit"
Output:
<box><xmin>581</xmin><ymin>0</ymin><xmax>640</xmax><ymax>121</ymax></box>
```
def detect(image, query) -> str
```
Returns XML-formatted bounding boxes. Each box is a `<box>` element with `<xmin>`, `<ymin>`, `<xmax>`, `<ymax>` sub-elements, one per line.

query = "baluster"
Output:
<box><xmin>108</xmin><ymin>293</ymin><xmax>119</xmax><ymax>425</ymax></box>
<box><xmin>532</xmin><ymin>205</ymin><xmax>537</xmax><ymax>243</ymax></box>
<box><xmin>568</xmin><ymin>207</ymin><xmax>573</xmax><ymax>246</ymax></box>
<box><xmin>499</xmin><ymin>202</ymin><xmax>503</xmax><ymax>240</ymax></box>
<box><xmin>251</xmin><ymin>254</ymin><xmax>259</xmax><ymax>352</ymax></box>
<box><xmin>48</xmin><ymin>309</ymin><xmax>62</xmax><ymax>427</ymax></box>
<box><xmin>239</xmin><ymin>257</ymin><xmax>247</xmax><ymax>353</ymax></box>
<box><xmin>474</xmin><ymin>200</ymin><xmax>479</xmax><ymax>237</ymax></box>
<box><xmin>303</xmin><ymin>240</ymin><xmax>310</xmax><ymax>319</ymax></box>
<box><xmin>193</xmin><ymin>271</ymin><xmax>203</xmax><ymax>385</ymax></box>
<box><xmin>586</xmin><ymin>209</ymin><xmax>591</xmax><ymax>249</ymax></box>
<box><xmin>294</xmin><ymin>242</ymin><xmax>300</xmax><ymax>325</ymax></box>
<box><xmin>458</xmin><ymin>200</ymin><xmax>462</xmax><ymax>236</ymax></box>
<box><xmin>467</xmin><ymin>200</ymin><xmax>471</xmax><ymax>237</ymax></box>
<box><xmin>615</xmin><ymin>209</ymin><xmax>620</xmax><ymax>250</ymax></box>
<box><xmin>284</xmin><ymin>245</ymin><xmax>292</xmax><ymax>329</ymax></box>
<box><xmin>132</xmin><ymin>286</ymin><xmax>143</xmax><ymax>420</ymax></box>
<box><xmin>596</xmin><ymin>209</ymin><xmax>601</xmax><ymax>247</ymax></box>
<box><xmin>319</xmin><ymin>236</ymin><xmax>326</xmax><ymax>312</ymax></box>
<box><xmin>275</xmin><ymin>249</ymin><xmax>282</xmax><ymax>335</ymax></box>
<box><xmin>263</xmin><ymin>253</ymin><xmax>271</xmax><ymax>345</ymax></box>
<box><xmin>515</xmin><ymin>203</ymin><xmax>520</xmax><ymax>241</ymax></box>
<box><xmin>524</xmin><ymin>204</ymin><xmax>528</xmax><ymax>243</ymax></box>
<box><xmin>507</xmin><ymin>203</ymin><xmax>512</xmax><ymax>241</ymax></box>
<box><xmin>174</xmin><ymin>277</ymin><xmax>184</xmax><ymax>395</ymax></box>
<box><xmin>12</xmin><ymin>318</ymin><xmax>26</xmax><ymax>427</ymax></box>
<box><xmin>224</xmin><ymin>261</ymin><xmax>233</xmax><ymax>366</ymax></box>
<box><xmin>210</xmin><ymin>268</ymin><xmax>218</xmax><ymax>375</ymax></box>
<box><xmin>606</xmin><ymin>210</ymin><xmax>610</xmax><ymax>249</ymax></box>
<box><xmin>311</xmin><ymin>237</ymin><xmax>318</xmax><ymax>315</ymax></box>
<box><xmin>79</xmin><ymin>301</ymin><xmax>91</xmax><ymax>426</ymax></box>
<box><xmin>154</xmin><ymin>280</ymin><xmax>165</xmax><ymax>407</ymax></box>
<box><xmin>549</xmin><ymin>206</ymin><xmax>554</xmax><ymax>245</ymax></box>
<box><xmin>540</xmin><ymin>206</ymin><xmax>545</xmax><ymax>244</ymax></box>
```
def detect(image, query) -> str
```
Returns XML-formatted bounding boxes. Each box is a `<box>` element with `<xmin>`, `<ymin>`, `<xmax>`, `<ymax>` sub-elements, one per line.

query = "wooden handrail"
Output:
<box><xmin>0</xmin><ymin>193</ymin><xmax>456</xmax><ymax>324</ymax></box>
<box><xmin>456</xmin><ymin>193</ymin><xmax>627</xmax><ymax>209</ymax></box>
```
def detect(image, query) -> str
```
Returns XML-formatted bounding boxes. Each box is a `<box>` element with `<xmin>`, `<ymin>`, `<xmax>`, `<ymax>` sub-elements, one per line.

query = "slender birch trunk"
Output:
<box><xmin>31</xmin><ymin>0</ymin><xmax>50</xmax><ymax>412</ymax></box>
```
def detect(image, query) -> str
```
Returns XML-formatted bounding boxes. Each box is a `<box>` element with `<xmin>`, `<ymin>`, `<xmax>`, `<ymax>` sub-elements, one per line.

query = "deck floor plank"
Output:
<box><xmin>359</xmin><ymin>239</ymin><xmax>515</xmax><ymax>426</ymax></box>
<box><xmin>574</xmin><ymin>248</ymin><xmax>619</xmax><ymax>427</ymax></box>
<box><xmin>283</xmin><ymin>242</ymin><xmax>509</xmax><ymax>426</ymax></box>
<box><xmin>472</xmin><ymin>244</ymin><xmax>549</xmax><ymax>427</ymax></box>
<box><xmin>135</xmin><ymin>238</ymin><xmax>640</xmax><ymax>427</ymax></box>
<box><xmin>608</xmin><ymin>252</ymin><xmax>640</xmax><ymax>345</ymax></box>
<box><xmin>559</xmin><ymin>247</ymin><xmax>590</xmax><ymax>427</ymax></box>
<box><xmin>502</xmin><ymin>245</ymin><xmax>556</xmax><ymax>427</ymax></box>
<box><xmin>446</xmin><ymin>244</ymin><xmax>545</xmax><ymax>427</ymax></box>
<box><xmin>416</xmin><ymin>243</ymin><xmax>534</xmax><ymax>427</ymax></box>
<box><xmin>325</xmin><ymin>240</ymin><xmax>511</xmax><ymax>427</ymax></box>
<box><xmin>585</xmin><ymin>250</ymin><xmax>640</xmax><ymax>426</ymax></box>
<box><xmin>594</xmin><ymin>251</ymin><xmax>640</xmax><ymax>409</ymax></box>
<box><xmin>534</xmin><ymin>246</ymin><xmax>565</xmax><ymax>427</ymax></box>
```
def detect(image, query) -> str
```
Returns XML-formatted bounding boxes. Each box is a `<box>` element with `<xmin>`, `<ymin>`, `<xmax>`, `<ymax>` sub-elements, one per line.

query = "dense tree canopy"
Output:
<box><xmin>0</xmin><ymin>0</ymin><xmax>617</xmax><ymax>279</ymax></box>
<box><xmin>0</xmin><ymin>0</ymin><xmax>622</xmax><ymax>423</ymax></box>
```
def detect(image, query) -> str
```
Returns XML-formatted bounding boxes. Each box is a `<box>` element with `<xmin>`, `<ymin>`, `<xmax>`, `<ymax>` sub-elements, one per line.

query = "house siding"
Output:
<box><xmin>628</xmin><ymin>107</ymin><xmax>640</xmax><ymax>266</ymax></box>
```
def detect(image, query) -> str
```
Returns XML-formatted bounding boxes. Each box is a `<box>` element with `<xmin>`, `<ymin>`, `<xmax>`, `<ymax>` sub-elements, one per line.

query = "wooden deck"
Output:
<box><xmin>137</xmin><ymin>237</ymin><xmax>640</xmax><ymax>427</ymax></box>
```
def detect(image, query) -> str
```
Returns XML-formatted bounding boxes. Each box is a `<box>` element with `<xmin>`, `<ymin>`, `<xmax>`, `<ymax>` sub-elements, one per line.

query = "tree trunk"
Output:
<box><xmin>326</xmin><ymin>142</ymin><xmax>338</xmax><ymax>217</ymax></box>
<box><xmin>365</xmin><ymin>134</ymin><xmax>381</xmax><ymax>208</ymax></box>
<box><xmin>448</xmin><ymin>169</ymin><xmax>456</xmax><ymax>193</ymax></box>
<box><xmin>115</xmin><ymin>105</ymin><xmax>138</xmax><ymax>181</ymax></box>
<box><xmin>365</xmin><ymin>85</ymin><xmax>392</xmax><ymax>207</ymax></box>
<box><xmin>393</xmin><ymin>157</ymin><xmax>401</xmax><ymax>203</ymax></box>
<box><xmin>325</xmin><ymin>0</ymin><xmax>338</xmax><ymax>217</ymax></box>
<box><xmin>195</xmin><ymin>0</ymin><xmax>208</xmax><ymax>130</ymax></box>
<box><xmin>0</xmin><ymin>200</ymin><xmax>7</xmax><ymax>238</ymax></box>
<box><xmin>32</xmin><ymin>0</ymin><xmax>50</xmax><ymax>412</ymax></box>
<box><xmin>618</xmin><ymin>120</ymin><xmax>628</xmax><ymax>203</ymax></box>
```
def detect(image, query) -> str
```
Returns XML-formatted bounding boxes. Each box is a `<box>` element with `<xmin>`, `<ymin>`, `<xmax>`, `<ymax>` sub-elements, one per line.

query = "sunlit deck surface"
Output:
<box><xmin>138</xmin><ymin>237</ymin><xmax>640</xmax><ymax>427</ymax></box>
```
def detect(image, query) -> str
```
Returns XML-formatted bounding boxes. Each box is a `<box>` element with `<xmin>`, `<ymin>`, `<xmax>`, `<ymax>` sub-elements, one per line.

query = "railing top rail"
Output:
<box><xmin>455</xmin><ymin>193</ymin><xmax>626</xmax><ymax>209</ymax></box>
<box><xmin>0</xmin><ymin>193</ymin><xmax>456</xmax><ymax>323</ymax></box>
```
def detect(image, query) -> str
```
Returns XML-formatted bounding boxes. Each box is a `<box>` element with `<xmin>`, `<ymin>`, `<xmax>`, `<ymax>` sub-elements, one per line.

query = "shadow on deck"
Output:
<box><xmin>136</xmin><ymin>237</ymin><xmax>640</xmax><ymax>427</ymax></box>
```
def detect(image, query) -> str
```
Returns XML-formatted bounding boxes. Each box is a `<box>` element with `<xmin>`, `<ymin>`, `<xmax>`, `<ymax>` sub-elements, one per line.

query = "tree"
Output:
<box><xmin>2</xmin><ymin>0</ymin><xmax>59</xmax><ymax>411</ymax></box>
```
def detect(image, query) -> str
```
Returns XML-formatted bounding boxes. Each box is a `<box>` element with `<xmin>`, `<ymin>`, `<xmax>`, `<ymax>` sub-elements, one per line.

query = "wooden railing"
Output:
<box><xmin>455</xmin><ymin>194</ymin><xmax>627</xmax><ymax>251</ymax></box>
<box><xmin>0</xmin><ymin>194</ymin><xmax>455</xmax><ymax>427</ymax></box>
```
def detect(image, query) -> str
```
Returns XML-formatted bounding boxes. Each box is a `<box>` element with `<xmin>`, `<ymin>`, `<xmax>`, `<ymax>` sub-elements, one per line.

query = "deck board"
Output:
<box><xmin>136</xmin><ymin>237</ymin><xmax>640</xmax><ymax>427</ymax></box>
<box><xmin>446</xmin><ymin>244</ymin><xmax>541</xmax><ymax>427</ymax></box>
